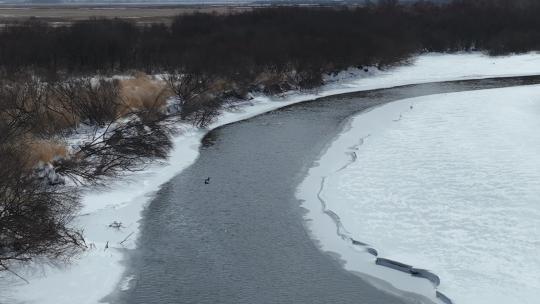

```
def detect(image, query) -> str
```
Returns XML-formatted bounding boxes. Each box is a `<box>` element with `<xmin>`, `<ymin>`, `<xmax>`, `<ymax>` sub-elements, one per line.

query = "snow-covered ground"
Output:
<box><xmin>298</xmin><ymin>85</ymin><xmax>540</xmax><ymax>304</ymax></box>
<box><xmin>2</xmin><ymin>52</ymin><xmax>540</xmax><ymax>304</ymax></box>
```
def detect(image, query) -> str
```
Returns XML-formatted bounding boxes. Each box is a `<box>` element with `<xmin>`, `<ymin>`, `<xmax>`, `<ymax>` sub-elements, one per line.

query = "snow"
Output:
<box><xmin>2</xmin><ymin>52</ymin><xmax>540</xmax><ymax>304</ymax></box>
<box><xmin>298</xmin><ymin>85</ymin><xmax>540</xmax><ymax>304</ymax></box>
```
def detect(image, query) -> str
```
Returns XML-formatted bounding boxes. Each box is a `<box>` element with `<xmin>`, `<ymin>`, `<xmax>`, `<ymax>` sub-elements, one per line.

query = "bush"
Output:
<box><xmin>165</xmin><ymin>73</ymin><xmax>224</xmax><ymax>127</ymax></box>
<box><xmin>0</xmin><ymin>143</ymin><xmax>84</xmax><ymax>274</ymax></box>
<box><xmin>55</xmin><ymin>109</ymin><xmax>173</xmax><ymax>185</ymax></box>
<box><xmin>52</xmin><ymin>78</ymin><xmax>121</xmax><ymax>127</ymax></box>
<box><xmin>0</xmin><ymin>76</ymin><xmax>175</xmax><ymax>274</ymax></box>
<box><xmin>0</xmin><ymin>76</ymin><xmax>64</xmax><ymax>137</ymax></box>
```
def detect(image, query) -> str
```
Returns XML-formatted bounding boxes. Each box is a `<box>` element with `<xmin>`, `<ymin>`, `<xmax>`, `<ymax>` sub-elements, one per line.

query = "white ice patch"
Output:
<box><xmin>300</xmin><ymin>85</ymin><xmax>540</xmax><ymax>304</ymax></box>
<box><xmin>3</xmin><ymin>52</ymin><xmax>540</xmax><ymax>304</ymax></box>
<box><xmin>119</xmin><ymin>275</ymin><xmax>135</xmax><ymax>292</ymax></box>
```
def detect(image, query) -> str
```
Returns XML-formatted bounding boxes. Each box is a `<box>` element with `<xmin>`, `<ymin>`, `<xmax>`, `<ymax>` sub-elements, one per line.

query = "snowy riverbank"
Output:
<box><xmin>2</xmin><ymin>52</ymin><xmax>540</xmax><ymax>304</ymax></box>
<box><xmin>298</xmin><ymin>85</ymin><xmax>540</xmax><ymax>304</ymax></box>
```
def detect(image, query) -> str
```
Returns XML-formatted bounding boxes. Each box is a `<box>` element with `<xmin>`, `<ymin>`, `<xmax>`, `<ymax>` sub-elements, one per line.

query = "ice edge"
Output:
<box><xmin>315</xmin><ymin>118</ymin><xmax>452</xmax><ymax>304</ymax></box>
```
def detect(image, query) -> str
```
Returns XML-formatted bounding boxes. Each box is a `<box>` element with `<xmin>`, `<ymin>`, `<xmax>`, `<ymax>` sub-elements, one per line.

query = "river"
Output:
<box><xmin>112</xmin><ymin>75</ymin><xmax>540</xmax><ymax>304</ymax></box>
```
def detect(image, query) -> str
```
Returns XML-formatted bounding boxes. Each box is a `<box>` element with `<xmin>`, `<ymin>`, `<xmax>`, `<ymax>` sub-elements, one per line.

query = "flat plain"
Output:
<box><xmin>0</xmin><ymin>4</ymin><xmax>253</xmax><ymax>24</ymax></box>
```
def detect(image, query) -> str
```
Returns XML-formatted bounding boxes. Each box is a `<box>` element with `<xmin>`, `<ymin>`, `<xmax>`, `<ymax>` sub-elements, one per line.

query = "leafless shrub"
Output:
<box><xmin>165</xmin><ymin>73</ymin><xmax>210</xmax><ymax>109</ymax></box>
<box><xmin>52</xmin><ymin>78</ymin><xmax>121</xmax><ymax>127</ymax></box>
<box><xmin>0</xmin><ymin>75</ymin><xmax>180</xmax><ymax>275</ymax></box>
<box><xmin>165</xmin><ymin>73</ymin><xmax>224</xmax><ymax>127</ymax></box>
<box><xmin>180</xmin><ymin>94</ymin><xmax>223</xmax><ymax>128</ymax></box>
<box><xmin>254</xmin><ymin>70</ymin><xmax>293</xmax><ymax>95</ymax></box>
<box><xmin>55</xmin><ymin>110</ymin><xmax>173</xmax><ymax>185</ymax></box>
<box><xmin>291</xmin><ymin>69</ymin><xmax>323</xmax><ymax>91</ymax></box>
<box><xmin>0</xmin><ymin>76</ymin><xmax>62</xmax><ymax>137</ymax></box>
<box><xmin>0</xmin><ymin>144</ymin><xmax>85</xmax><ymax>274</ymax></box>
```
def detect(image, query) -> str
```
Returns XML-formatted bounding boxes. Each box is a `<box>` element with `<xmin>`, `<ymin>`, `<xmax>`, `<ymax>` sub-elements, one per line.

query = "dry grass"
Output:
<box><xmin>1</xmin><ymin>73</ymin><xmax>176</xmax><ymax>168</ymax></box>
<box><xmin>26</xmin><ymin>139</ymin><xmax>68</xmax><ymax>166</ymax></box>
<box><xmin>118</xmin><ymin>73</ymin><xmax>173</xmax><ymax>115</ymax></box>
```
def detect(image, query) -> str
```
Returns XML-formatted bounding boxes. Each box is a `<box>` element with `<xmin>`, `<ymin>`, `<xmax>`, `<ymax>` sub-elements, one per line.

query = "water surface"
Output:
<box><xmin>114</xmin><ymin>76</ymin><xmax>540</xmax><ymax>304</ymax></box>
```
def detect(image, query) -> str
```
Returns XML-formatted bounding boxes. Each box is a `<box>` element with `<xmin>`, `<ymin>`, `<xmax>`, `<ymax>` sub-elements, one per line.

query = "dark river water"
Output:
<box><xmin>111</xmin><ymin>76</ymin><xmax>540</xmax><ymax>304</ymax></box>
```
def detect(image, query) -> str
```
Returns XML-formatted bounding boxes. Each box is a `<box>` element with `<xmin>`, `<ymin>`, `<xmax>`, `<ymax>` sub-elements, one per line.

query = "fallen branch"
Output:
<box><xmin>119</xmin><ymin>232</ymin><xmax>135</xmax><ymax>246</ymax></box>
<box><xmin>0</xmin><ymin>264</ymin><xmax>29</xmax><ymax>284</ymax></box>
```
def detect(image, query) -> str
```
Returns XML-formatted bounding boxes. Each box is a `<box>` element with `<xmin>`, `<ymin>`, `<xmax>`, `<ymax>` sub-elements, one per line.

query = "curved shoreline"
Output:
<box><xmin>4</xmin><ymin>53</ymin><xmax>540</xmax><ymax>304</ymax></box>
<box><xmin>299</xmin><ymin>84</ymin><xmax>540</xmax><ymax>304</ymax></box>
<box><xmin>317</xmin><ymin>130</ymin><xmax>444</xmax><ymax>287</ymax></box>
<box><xmin>118</xmin><ymin>77</ymin><xmax>540</xmax><ymax>304</ymax></box>
<box><xmin>298</xmin><ymin>96</ymin><xmax>444</xmax><ymax>303</ymax></box>
<box><xmin>315</xmin><ymin>137</ymin><xmax>445</xmax><ymax>291</ymax></box>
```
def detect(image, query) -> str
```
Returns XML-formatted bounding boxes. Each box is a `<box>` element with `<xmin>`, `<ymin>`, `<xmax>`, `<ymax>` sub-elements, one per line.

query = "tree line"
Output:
<box><xmin>1</xmin><ymin>0</ymin><xmax>540</xmax><ymax>85</ymax></box>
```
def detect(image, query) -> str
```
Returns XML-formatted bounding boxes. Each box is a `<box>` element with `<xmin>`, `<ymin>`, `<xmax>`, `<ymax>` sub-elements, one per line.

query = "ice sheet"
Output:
<box><xmin>300</xmin><ymin>85</ymin><xmax>540</xmax><ymax>304</ymax></box>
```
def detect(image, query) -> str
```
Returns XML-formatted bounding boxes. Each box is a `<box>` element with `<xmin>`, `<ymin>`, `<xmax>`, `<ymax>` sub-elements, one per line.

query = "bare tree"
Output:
<box><xmin>0</xmin><ymin>76</ymin><xmax>53</xmax><ymax>137</ymax></box>
<box><xmin>165</xmin><ymin>73</ymin><xmax>210</xmax><ymax>110</ymax></box>
<box><xmin>51</xmin><ymin>78</ymin><xmax>121</xmax><ymax>127</ymax></box>
<box><xmin>54</xmin><ymin>109</ymin><xmax>173</xmax><ymax>185</ymax></box>
<box><xmin>0</xmin><ymin>144</ymin><xmax>85</xmax><ymax>275</ymax></box>
<box><xmin>165</xmin><ymin>73</ymin><xmax>223</xmax><ymax>127</ymax></box>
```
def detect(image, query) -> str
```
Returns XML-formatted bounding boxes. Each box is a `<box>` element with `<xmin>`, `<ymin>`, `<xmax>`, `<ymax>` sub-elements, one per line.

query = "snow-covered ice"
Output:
<box><xmin>2</xmin><ymin>52</ymin><xmax>540</xmax><ymax>304</ymax></box>
<box><xmin>299</xmin><ymin>85</ymin><xmax>540</xmax><ymax>304</ymax></box>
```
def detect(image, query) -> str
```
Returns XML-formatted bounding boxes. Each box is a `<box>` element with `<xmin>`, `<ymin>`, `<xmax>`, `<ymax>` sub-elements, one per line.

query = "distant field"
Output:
<box><xmin>0</xmin><ymin>5</ymin><xmax>254</xmax><ymax>24</ymax></box>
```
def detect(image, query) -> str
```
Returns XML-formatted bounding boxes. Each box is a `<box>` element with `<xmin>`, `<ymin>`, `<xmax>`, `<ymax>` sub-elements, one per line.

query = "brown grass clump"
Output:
<box><xmin>26</xmin><ymin>139</ymin><xmax>68</xmax><ymax>166</ymax></box>
<box><xmin>254</xmin><ymin>71</ymin><xmax>293</xmax><ymax>94</ymax></box>
<box><xmin>118</xmin><ymin>73</ymin><xmax>173</xmax><ymax>115</ymax></box>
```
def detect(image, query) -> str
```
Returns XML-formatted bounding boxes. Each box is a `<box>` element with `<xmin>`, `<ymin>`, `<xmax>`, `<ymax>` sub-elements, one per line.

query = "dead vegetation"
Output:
<box><xmin>26</xmin><ymin>139</ymin><xmax>68</xmax><ymax>166</ymax></box>
<box><xmin>165</xmin><ymin>73</ymin><xmax>247</xmax><ymax>127</ymax></box>
<box><xmin>0</xmin><ymin>66</ymin><xmax>239</xmax><ymax>274</ymax></box>
<box><xmin>52</xmin><ymin>78</ymin><xmax>121</xmax><ymax>128</ymax></box>
<box><xmin>0</xmin><ymin>76</ymin><xmax>74</xmax><ymax>137</ymax></box>
<box><xmin>0</xmin><ymin>72</ymin><xmax>184</xmax><ymax>273</ymax></box>
<box><xmin>0</xmin><ymin>133</ymin><xmax>84</xmax><ymax>277</ymax></box>
<box><xmin>55</xmin><ymin>109</ymin><xmax>174</xmax><ymax>185</ymax></box>
<box><xmin>118</xmin><ymin>73</ymin><xmax>173</xmax><ymax>115</ymax></box>
<box><xmin>0</xmin><ymin>70</ymin><xmax>239</xmax><ymax>181</ymax></box>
